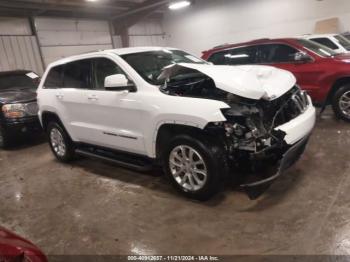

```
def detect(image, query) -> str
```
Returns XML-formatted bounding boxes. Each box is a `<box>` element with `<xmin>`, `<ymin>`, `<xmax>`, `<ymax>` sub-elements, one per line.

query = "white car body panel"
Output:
<box><xmin>37</xmin><ymin>47</ymin><xmax>316</xmax><ymax>158</ymax></box>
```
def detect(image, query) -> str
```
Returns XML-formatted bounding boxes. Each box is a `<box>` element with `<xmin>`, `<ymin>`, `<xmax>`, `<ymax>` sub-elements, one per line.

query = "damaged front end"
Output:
<box><xmin>159</xmin><ymin>63</ymin><xmax>312</xmax><ymax>199</ymax></box>
<box><xmin>213</xmin><ymin>87</ymin><xmax>310</xmax><ymax>199</ymax></box>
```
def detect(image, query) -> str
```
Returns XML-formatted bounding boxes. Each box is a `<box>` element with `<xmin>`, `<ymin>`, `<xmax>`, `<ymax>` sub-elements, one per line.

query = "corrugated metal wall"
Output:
<box><xmin>0</xmin><ymin>36</ymin><xmax>44</xmax><ymax>74</ymax></box>
<box><xmin>0</xmin><ymin>17</ymin><xmax>44</xmax><ymax>74</ymax></box>
<box><xmin>128</xmin><ymin>20</ymin><xmax>166</xmax><ymax>47</ymax></box>
<box><xmin>0</xmin><ymin>17</ymin><xmax>165</xmax><ymax>74</ymax></box>
<box><xmin>35</xmin><ymin>17</ymin><xmax>113</xmax><ymax>66</ymax></box>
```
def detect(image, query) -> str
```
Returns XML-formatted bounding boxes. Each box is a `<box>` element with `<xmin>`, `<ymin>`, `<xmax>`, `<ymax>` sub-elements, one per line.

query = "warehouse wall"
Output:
<box><xmin>128</xmin><ymin>19</ymin><xmax>166</xmax><ymax>47</ymax></box>
<box><xmin>0</xmin><ymin>17</ymin><xmax>43</xmax><ymax>74</ymax></box>
<box><xmin>35</xmin><ymin>17</ymin><xmax>113</xmax><ymax>66</ymax></box>
<box><xmin>112</xmin><ymin>19</ymin><xmax>166</xmax><ymax>48</ymax></box>
<box><xmin>0</xmin><ymin>17</ymin><xmax>31</xmax><ymax>35</ymax></box>
<box><xmin>163</xmin><ymin>0</ymin><xmax>350</xmax><ymax>56</ymax></box>
<box><xmin>0</xmin><ymin>16</ymin><xmax>165</xmax><ymax>73</ymax></box>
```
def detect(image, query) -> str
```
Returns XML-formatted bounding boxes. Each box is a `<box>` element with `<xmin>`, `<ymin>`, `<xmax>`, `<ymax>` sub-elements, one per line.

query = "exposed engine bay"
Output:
<box><xmin>160</xmin><ymin>70</ymin><xmax>310</xmax><ymax>166</ymax></box>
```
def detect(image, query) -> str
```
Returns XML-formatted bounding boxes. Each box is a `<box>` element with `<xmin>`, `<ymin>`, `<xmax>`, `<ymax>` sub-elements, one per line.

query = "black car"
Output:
<box><xmin>0</xmin><ymin>70</ymin><xmax>42</xmax><ymax>148</ymax></box>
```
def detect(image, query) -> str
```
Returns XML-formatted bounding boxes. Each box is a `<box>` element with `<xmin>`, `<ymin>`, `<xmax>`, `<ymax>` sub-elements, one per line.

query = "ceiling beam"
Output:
<box><xmin>19</xmin><ymin>0</ymin><xmax>140</xmax><ymax>9</ymax></box>
<box><xmin>0</xmin><ymin>0</ymin><xmax>129</xmax><ymax>14</ymax></box>
<box><xmin>112</xmin><ymin>0</ymin><xmax>169</xmax><ymax>20</ymax></box>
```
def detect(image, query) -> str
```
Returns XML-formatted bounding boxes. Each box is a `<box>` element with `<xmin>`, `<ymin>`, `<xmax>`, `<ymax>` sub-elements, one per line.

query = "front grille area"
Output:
<box><xmin>259</xmin><ymin>86</ymin><xmax>309</xmax><ymax>129</ymax></box>
<box><xmin>25</xmin><ymin>102</ymin><xmax>39</xmax><ymax>116</ymax></box>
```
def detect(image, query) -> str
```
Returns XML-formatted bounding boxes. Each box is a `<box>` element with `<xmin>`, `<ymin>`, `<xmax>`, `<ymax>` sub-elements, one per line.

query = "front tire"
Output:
<box><xmin>163</xmin><ymin>134</ymin><xmax>227</xmax><ymax>201</ymax></box>
<box><xmin>332</xmin><ymin>84</ymin><xmax>350</xmax><ymax>122</ymax></box>
<box><xmin>47</xmin><ymin>122</ymin><xmax>75</xmax><ymax>162</ymax></box>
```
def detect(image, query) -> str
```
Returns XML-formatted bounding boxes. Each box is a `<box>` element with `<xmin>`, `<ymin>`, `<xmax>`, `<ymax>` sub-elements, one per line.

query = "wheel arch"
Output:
<box><xmin>41</xmin><ymin>111</ymin><xmax>63</xmax><ymax>131</ymax></box>
<box><xmin>326</xmin><ymin>76</ymin><xmax>350</xmax><ymax>105</ymax></box>
<box><xmin>154</xmin><ymin>122</ymin><xmax>222</xmax><ymax>160</ymax></box>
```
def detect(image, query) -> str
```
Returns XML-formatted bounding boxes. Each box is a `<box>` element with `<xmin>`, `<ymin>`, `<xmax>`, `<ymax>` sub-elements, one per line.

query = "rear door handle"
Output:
<box><xmin>87</xmin><ymin>94</ymin><xmax>98</xmax><ymax>101</ymax></box>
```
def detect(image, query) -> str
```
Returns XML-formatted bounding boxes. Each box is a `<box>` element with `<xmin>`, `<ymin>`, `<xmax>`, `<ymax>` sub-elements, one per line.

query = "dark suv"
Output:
<box><xmin>0</xmin><ymin>70</ymin><xmax>41</xmax><ymax>148</ymax></box>
<box><xmin>202</xmin><ymin>38</ymin><xmax>350</xmax><ymax>122</ymax></box>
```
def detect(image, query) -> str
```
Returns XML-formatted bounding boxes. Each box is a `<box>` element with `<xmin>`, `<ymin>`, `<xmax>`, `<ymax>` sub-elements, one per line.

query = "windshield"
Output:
<box><xmin>121</xmin><ymin>49</ymin><xmax>207</xmax><ymax>85</ymax></box>
<box><xmin>297</xmin><ymin>39</ymin><xmax>338</xmax><ymax>57</ymax></box>
<box><xmin>334</xmin><ymin>35</ymin><xmax>350</xmax><ymax>51</ymax></box>
<box><xmin>0</xmin><ymin>73</ymin><xmax>39</xmax><ymax>90</ymax></box>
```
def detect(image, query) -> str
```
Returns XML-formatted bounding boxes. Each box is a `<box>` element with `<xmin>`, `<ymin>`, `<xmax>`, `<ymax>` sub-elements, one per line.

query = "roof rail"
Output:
<box><xmin>213</xmin><ymin>43</ymin><xmax>230</xmax><ymax>49</ymax></box>
<box><xmin>250</xmin><ymin>38</ymin><xmax>271</xmax><ymax>42</ymax></box>
<box><xmin>213</xmin><ymin>38</ymin><xmax>272</xmax><ymax>49</ymax></box>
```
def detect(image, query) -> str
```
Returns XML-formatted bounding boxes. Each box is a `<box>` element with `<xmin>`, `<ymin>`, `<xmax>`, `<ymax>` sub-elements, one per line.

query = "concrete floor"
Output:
<box><xmin>1</xmin><ymin>108</ymin><xmax>350</xmax><ymax>256</ymax></box>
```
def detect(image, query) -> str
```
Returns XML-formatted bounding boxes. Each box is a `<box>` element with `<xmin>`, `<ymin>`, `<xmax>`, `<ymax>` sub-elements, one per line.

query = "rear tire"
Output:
<box><xmin>332</xmin><ymin>84</ymin><xmax>350</xmax><ymax>122</ymax></box>
<box><xmin>162</xmin><ymin>134</ymin><xmax>227</xmax><ymax>201</ymax></box>
<box><xmin>47</xmin><ymin>122</ymin><xmax>75</xmax><ymax>162</ymax></box>
<box><xmin>0</xmin><ymin>125</ymin><xmax>10</xmax><ymax>149</ymax></box>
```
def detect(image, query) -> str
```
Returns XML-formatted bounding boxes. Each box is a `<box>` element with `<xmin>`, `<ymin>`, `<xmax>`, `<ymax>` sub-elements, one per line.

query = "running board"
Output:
<box><xmin>75</xmin><ymin>148</ymin><xmax>153</xmax><ymax>172</ymax></box>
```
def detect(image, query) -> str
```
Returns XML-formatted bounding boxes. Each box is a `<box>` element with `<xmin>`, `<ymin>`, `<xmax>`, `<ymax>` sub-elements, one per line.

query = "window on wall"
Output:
<box><xmin>63</xmin><ymin>60</ymin><xmax>92</xmax><ymax>89</ymax></box>
<box><xmin>208</xmin><ymin>46</ymin><xmax>257</xmax><ymax>65</ymax></box>
<box><xmin>257</xmin><ymin>44</ymin><xmax>299</xmax><ymax>63</ymax></box>
<box><xmin>93</xmin><ymin>58</ymin><xmax>125</xmax><ymax>90</ymax></box>
<box><xmin>44</xmin><ymin>66</ymin><xmax>64</xmax><ymax>89</ymax></box>
<box><xmin>309</xmin><ymin>38</ymin><xmax>338</xmax><ymax>50</ymax></box>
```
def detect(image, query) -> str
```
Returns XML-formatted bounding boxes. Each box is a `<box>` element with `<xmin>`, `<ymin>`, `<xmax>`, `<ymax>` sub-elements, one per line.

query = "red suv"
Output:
<box><xmin>202</xmin><ymin>38</ymin><xmax>350</xmax><ymax>122</ymax></box>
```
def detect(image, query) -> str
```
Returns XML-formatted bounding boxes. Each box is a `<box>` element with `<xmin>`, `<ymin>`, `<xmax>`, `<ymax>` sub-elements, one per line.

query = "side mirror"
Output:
<box><xmin>104</xmin><ymin>74</ymin><xmax>136</xmax><ymax>92</ymax></box>
<box><xmin>294</xmin><ymin>52</ymin><xmax>312</xmax><ymax>63</ymax></box>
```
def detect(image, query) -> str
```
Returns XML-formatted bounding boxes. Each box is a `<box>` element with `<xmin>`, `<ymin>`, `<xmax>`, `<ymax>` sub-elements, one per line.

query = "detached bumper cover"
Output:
<box><xmin>275</xmin><ymin>97</ymin><xmax>316</xmax><ymax>145</ymax></box>
<box><xmin>240</xmin><ymin>134</ymin><xmax>310</xmax><ymax>200</ymax></box>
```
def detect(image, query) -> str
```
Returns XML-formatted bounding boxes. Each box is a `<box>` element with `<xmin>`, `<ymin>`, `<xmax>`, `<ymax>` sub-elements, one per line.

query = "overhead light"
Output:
<box><xmin>169</xmin><ymin>1</ymin><xmax>191</xmax><ymax>10</ymax></box>
<box><xmin>86</xmin><ymin>0</ymin><xmax>98</xmax><ymax>2</ymax></box>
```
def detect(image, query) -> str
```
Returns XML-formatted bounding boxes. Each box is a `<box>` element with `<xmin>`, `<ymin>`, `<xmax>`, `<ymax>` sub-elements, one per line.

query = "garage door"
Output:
<box><xmin>0</xmin><ymin>35</ymin><xmax>44</xmax><ymax>75</ymax></box>
<box><xmin>35</xmin><ymin>17</ymin><xmax>113</xmax><ymax>66</ymax></box>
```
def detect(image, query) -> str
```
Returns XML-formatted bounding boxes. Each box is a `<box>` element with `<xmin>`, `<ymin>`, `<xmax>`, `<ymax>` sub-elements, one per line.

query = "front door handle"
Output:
<box><xmin>87</xmin><ymin>94</ymin><xmax>98</xmax><ymax>101</ymax></box>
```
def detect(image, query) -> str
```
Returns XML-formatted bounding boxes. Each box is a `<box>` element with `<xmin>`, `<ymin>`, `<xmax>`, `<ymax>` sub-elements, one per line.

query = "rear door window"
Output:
<box><xmin>257</xmin><ymin>44</ymin><xmax>299</xmax><ymax>63</ymax></box>
<box><xmin>63</xmin><ymin>59</ymin><xmax>92</xmax><ymax>89</ymax></box>
<box><xmin>309</xmin><ymin>37</ymin><xmax>339</xmax><ymax>50</ymax></box>
<box><xmin>208</xmin><ymin>46</ymin><xmax>257</xmax><ymax>65</ymax></box>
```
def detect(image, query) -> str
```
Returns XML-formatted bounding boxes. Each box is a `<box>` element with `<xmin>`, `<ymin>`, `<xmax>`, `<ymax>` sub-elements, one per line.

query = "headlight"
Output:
<box><xmin>2</xmin><ymin>104</ymin><xmax>27</xmax><ymax>118</ymax></box>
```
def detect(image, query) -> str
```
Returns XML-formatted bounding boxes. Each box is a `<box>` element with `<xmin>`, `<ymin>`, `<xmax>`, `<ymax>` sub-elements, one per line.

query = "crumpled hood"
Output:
<box><xmin>159</xmin><ymin>63</ymin><xmax>296</xmax><ymax>100</ymax></box>
<box><xmin>0</xmin><ymin>89</ymin><xmax>37</xmax><ymax>104</ymax></box>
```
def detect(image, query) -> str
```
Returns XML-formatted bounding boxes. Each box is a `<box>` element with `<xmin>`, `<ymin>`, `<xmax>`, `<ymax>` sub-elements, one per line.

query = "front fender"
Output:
<box><xmin>140</xmin><ymin>94</ymin><xmax>230</xmax><ymax>158</ymax></box>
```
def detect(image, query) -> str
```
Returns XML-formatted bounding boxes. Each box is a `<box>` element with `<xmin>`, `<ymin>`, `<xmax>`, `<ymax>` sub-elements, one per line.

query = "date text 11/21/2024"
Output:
<box><xmin>127</xmin><ymin>255</ymin><xmax>220</xmax><ymax>261</ymax></box>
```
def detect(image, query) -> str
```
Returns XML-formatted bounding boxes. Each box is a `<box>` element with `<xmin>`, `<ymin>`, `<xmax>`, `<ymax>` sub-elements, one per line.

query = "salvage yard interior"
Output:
<box><xmin>1</xmin><ymin>109</ymin><xmax>350</xmax><ymax>255</ymax></box>
<box><xmin>1</xmin><ymin>0</ymin><xmax>350</xmax><ymax>260</ymax></box>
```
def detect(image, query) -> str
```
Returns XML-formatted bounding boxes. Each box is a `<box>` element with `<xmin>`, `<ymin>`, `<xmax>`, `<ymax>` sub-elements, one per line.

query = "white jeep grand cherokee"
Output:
<box><xmin>37</xmin><ymin>47</ymin><xmax>316</xmax><ymax>200</ymax></box>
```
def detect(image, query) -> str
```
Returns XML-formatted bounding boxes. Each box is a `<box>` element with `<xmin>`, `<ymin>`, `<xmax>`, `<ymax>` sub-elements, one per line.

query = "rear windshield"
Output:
<box><xmin>297</xmin><ymin>39</ymin><xmax>338</xmax><ymax>57</ymax></box>
<box><xmin>0</xmin><ymin>73</ymin><xmax>39</xmax><ymax>90</ymax></box>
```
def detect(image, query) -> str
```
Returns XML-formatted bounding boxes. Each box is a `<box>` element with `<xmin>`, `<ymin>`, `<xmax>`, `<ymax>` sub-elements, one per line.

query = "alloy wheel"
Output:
<box><xmin>339</xmin><ymin>91</ymin><xmax>350</xmax><ymax>118</ymax></box>
<box><xmin>169</xmin><ymin>145</ymin><xmax>208</xmax><ymax>192</ymax></box>
<box><xmin>50</xmin><ymin>128</ymin><xmax>66</xmax><ymax>157</ymax></box>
